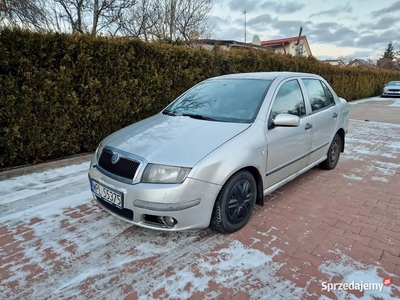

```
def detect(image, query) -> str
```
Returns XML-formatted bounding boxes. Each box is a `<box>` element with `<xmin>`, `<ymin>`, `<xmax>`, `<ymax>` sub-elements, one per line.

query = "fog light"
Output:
<box><xmin>161</xmin><ymin>216</ymin><xmax>177</xmax><ymax>227</ymax></box>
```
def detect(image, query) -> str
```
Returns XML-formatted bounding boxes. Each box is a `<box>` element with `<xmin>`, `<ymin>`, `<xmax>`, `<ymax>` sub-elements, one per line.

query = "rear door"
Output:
<box><xmin>300</xmin><ymin>78</ymin><xmax>339</xmax><ymax>164</ymax></box>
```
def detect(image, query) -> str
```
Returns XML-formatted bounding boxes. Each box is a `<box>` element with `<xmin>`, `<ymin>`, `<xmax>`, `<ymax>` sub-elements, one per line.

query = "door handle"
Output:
<box><xmin>305</xmin><ymin>123</ymin><xmax>313</xmax><ymax>130</ymax></box>
<box><xmin>333</xmin><ymin>113</ymin><xmax>338</xmax><ymax>118</ymax></box>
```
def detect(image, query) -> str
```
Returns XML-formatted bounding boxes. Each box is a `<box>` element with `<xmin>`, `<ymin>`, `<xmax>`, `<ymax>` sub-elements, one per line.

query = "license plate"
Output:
<box><xmin>91</xmin><ymin>181</ymin><xmax>123</xmax><ymax>208</ymax></box>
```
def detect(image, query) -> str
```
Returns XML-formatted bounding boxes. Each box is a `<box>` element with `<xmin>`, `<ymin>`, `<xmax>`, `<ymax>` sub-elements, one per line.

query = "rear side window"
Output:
<box><xmin>302</xmin><ymin>79</ymin><xmax>334</xmax><ymax>112</ymax></box>
<box><xmin>321</xmin><ymin>81</ymin><xmax>336</xmax><ymax>105</ymax></box>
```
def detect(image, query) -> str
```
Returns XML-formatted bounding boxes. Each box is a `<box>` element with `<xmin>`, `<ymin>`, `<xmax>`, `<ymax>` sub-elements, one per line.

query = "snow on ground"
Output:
<box><xmin>319</xmin><ymin>250</ymin><xmax>400</xmax><ymax>300</ymax></box>
<box><xmin>348</xmin><ymin>96</ymin><xmax>400</xmax><ymax>106</ymax></box>
<box><xmin>340</xmin><ymin>120</ymin><xmax>400</xmax><ymax>183</ymax></box>
<box><xmin>389</xmin><ymin>101</ymin><xmax>400</xmax><ymax>107</ymax></box>
<box><xmin>1</xmin><ymin>119</ymin><xmax>400</xmax><ymax>299</ymax></box>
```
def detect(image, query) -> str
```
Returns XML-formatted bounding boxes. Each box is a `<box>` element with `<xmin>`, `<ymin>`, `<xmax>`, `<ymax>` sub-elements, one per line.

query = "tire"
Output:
<box><xmin>211</xmin><ymin>171</ymin><xmax>257</xmax><ymax>233</ymax></box>
<box><xmin>320</xmin><ymin>134</ymin><xmax>342</xmax><ymax>170</ymax></box>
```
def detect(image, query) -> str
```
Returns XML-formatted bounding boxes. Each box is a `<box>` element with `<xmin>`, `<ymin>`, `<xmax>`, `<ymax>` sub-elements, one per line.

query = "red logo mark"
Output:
<box><xmin>383</xmin><ymin>277</ymin><xmax>392</xmax><ymax>287</ymax></box>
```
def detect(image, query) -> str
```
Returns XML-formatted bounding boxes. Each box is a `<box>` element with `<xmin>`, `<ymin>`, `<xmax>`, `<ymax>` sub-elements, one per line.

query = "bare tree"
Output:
<box><xmin>117</xmin><ymin>0</ymin><xmax>159</xmax><ymax>39</ymax></box>
<box><xmin>52</xmin><ymin>0</ymin><xmax>136</xmax><ymax>35</ymax></box>
<box><xmin>141</xmin><ymin>0</ymin><xmax>213</xmax><ymax>43</ymax></box>
<box><xmin>53</xmin><ymin>0</ymin><xmax>87</xmax><ymax>33</ymax></box>
<box><xmin>173</xmin><ymin>0</ymin><xmax>212</xmax><ymax>43</ymax></box>
<box><xmin>365</xmin><ymin>57</ymin><xmax>377</xmax><ymax>66</ymax></box>
<box><xmin>1</xmin><ymin>0</ymin><xmax>213</xmax><ymax>41</ymax></box>
<box><xmin>0</xmin><ymin>0</ymin><xmax>49</xmax><ymax>29</ymax></box>
<box><xmin>336</xmin><ymin>55</ymin><xmax>353</xmax><ymax>66</ymax></box>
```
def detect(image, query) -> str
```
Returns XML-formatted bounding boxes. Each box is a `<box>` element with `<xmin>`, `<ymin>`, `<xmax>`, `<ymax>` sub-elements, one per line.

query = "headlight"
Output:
<box><xmin>95</xmin><ymin>141</ymin><xmax>103</xmax><ymax>161</ymax></box>
<box><xmin>142</xmin><ymin>164</ymin><xmax>191</xmax><ymax>184</ymax></box>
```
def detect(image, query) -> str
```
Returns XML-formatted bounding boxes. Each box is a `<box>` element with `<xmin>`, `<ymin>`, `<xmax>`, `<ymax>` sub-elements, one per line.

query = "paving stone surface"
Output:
<box><xmin>1</xmin><ymin>97</ymin><xmax>400</xmax><ymax>299</ymax></box>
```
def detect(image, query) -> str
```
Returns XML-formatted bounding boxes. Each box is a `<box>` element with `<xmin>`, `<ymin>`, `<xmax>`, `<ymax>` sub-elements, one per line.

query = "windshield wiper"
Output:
<box><xmin>181</xmin><ymin>113</ymin><xmax>217</xmax><ymax>121</ymax></box>
<box><xmin>162</xmin><ymin>109</ymin><xmax>178</xmax><ymax>116</ymax></box>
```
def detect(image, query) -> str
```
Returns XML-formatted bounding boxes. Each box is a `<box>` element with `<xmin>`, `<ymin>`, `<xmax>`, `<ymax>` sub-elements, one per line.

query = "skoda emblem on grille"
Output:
<box><xmin>111</xmin><ymin>153</ymin><xmax>120</xmax><ymax>164</ymax></box>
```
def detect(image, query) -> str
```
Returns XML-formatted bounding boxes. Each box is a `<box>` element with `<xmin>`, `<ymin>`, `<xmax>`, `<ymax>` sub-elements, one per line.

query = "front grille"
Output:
<box><xmin>98</xmin><ymin>149</ymin><xmax>140</xmax><ymax>180</ymax></box>
<box><xmin>388</xmin><ymin>89</ymin><xmax>400</xmax><ymax>92</ymax></box>
<box><xmin>96</xmin><ymin>196</ymin><xmax>134</xmax><ymax>220</ymax></box>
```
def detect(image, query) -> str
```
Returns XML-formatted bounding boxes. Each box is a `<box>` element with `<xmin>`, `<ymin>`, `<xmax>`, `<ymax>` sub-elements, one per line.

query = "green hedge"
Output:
<box><xmin>0</xmin><ymin>29</ymin><xmax>398</xmax><ymax>168</ymax></box>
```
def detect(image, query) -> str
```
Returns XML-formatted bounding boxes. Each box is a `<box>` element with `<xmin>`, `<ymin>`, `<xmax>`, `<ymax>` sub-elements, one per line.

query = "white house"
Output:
<box><xmin>261</xmin><ymin>36</ymin><xmax>312</xmax><ymax>57</ymax></box>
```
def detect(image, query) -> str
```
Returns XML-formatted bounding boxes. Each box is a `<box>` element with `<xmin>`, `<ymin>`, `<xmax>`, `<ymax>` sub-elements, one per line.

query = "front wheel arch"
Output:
<box><xmin>216</xmin><ymin>166</ymin><xmax>264</xmax><ymax>207</ymax></box>
<box><xmin>210</xmin><ymin>169</ymin><xmax>259</xmax><ymax>233</ymax></box>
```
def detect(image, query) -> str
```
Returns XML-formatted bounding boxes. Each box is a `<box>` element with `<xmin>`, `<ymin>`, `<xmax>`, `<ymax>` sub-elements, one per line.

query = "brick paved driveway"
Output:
<box><xmin>1</xmin><ymin>97</ymin><xmax>400</xmax><ymax>299</ymax></box>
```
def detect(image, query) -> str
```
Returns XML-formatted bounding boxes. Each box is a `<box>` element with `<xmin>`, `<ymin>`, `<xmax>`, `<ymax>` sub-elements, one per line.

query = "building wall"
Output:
<box><xmin>322</xmin><ymin>61</ymin><xmax>345</xmax><ymax>67</ymax></box>
<box><xmin>196</xmin><ymin>44</ymin><xmax>230</xmax><ymax>51</ymax></box>
<box><xmin>269</xmin><ymin>42</ymin><xmax>311</xmax><ymax>56</ymax></box>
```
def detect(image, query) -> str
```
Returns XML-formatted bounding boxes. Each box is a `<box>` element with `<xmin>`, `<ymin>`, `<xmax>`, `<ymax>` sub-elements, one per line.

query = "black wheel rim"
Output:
<box><xmin>329</xmin><ymin>139</ymin><xmax>340</xmax><ymax>165</ymax></box>
<box><xmin>226</xmin><ymin>179</ymin><xmax>254</xmax><ymax>224</ymax></box>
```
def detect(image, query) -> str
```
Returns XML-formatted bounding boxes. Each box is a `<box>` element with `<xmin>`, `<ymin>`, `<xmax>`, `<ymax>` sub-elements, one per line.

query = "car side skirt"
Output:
<box><xmin>263</xmin><ymin>156</ymin><xmax>327</xmax><ymax>196</ymax></box>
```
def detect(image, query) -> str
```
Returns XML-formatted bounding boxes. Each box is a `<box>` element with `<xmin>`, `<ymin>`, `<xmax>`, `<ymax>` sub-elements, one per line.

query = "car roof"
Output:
<box><xmin>213</xmin><ymin>72</ymin><xmax>323</xmax><ymax>81</ymax></box>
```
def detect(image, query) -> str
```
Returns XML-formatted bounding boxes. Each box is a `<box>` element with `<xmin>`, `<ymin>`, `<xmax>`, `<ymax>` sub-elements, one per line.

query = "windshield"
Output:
<box><xmin>387</xmin><ymin>81</ymin><xmax>400</xmax><ymax>86</ymax></box>
<box><xmin>163</xmin><ymin>79</ymin><xmax>272</xmax><ymax>123</ymax></box>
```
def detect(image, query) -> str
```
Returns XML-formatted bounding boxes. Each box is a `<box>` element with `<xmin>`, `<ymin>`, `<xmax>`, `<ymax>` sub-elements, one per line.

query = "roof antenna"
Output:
<box><xmin>242</xmin><ymin>11</ymin><xmax>247</xmax><ymax>43</ymax></box>
<box><xmin>289</xmin><ymin>26</ymin><xmax>303</xmax><ymax>72</ymax></box>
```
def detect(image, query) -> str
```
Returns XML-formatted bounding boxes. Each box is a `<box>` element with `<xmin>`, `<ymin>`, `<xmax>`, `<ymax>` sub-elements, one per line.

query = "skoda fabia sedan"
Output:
<box><xmin>88</xmin><ymin>72</ymin><xmax>349</xmax><ymax>233</ymax></box>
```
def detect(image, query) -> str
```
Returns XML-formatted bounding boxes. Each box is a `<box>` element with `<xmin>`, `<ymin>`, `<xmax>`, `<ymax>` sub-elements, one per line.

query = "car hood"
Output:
<box><xmin>102</xmin><ymin>114</ymin><xmax>251</xmax><ymax>167</ymax></box>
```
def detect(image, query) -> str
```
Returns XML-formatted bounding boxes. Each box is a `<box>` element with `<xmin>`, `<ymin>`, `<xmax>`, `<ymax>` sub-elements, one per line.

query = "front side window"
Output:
<box><xmin>164</xmin><ymin>79</ymin><xmax>272</xmax><ymax>123</ymax></box>
<box><xmin>271</xmin><ymin>80</ymin><xmax>306</xmax><ymax>119</ymax></box>
<box><xmin>302</xmin><ymin>79</ymin><xmax>334</xmax><ymax>112</ymax></box>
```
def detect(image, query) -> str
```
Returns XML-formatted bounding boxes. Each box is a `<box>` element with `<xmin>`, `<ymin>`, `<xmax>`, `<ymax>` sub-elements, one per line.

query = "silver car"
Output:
<box><xmin>381</xmin><ymin>81</ymin><xmax>400</xmax><ymax>97</ymax></box>
<box><xmin>88</xmin><ymin>72</ymin><xmax>349</xmax><ymax>233</ymax></box>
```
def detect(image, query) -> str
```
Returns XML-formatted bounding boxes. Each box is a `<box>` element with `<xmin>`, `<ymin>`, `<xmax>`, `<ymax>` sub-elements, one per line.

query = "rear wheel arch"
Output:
<box><xmin>336</xmin><ymin>128</ymin><xmax>345</xmax><ymax>152</ymax></box>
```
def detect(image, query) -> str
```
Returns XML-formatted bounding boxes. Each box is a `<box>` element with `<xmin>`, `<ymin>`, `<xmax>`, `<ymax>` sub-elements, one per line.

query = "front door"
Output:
<box><xmin>265</xmin><ymin>79</ymin><xmax>313</xmax><ymax>188</ymax></box>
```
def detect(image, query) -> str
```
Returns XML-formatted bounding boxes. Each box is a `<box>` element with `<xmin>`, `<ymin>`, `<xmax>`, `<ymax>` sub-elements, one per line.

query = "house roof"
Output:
<box><xmin>321</xmin><ymin>59</ymin><xmax>344</xmax><ymax>63</ymax></box>
<box><xmin>350</xmin><ymin>58</ymin><xmax>370</xmax><ymax>66</ymax></box>
<box><xmin>261</xmin><ymin>35</ymin><xmax>307</xmax><ymax>46</ymax></box>
<box><xmin>194</xmin><ymin>39</ymin><xmax>265</xmax><ymax>50</ymax></box>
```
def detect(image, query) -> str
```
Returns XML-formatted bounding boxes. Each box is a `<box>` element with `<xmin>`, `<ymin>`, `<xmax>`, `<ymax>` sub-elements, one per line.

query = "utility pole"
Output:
<box><xmin>242</xmin><ymin>10</ymin><xmax>246</xmax><ymax>43</ymax></box>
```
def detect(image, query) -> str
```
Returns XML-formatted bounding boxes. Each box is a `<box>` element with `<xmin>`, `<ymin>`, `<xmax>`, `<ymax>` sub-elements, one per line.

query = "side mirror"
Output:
<box><xmin>273</xmin><ymin>114</ymin><xmax>300</xmax><ymax>127</ymax></box>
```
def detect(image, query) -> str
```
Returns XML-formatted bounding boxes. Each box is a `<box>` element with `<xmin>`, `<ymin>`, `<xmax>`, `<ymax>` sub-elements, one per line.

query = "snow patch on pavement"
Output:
<box><xmin>0</xmin><ymin>162</ymin><xmax>90</xmax><ymax>204</ymax></box>
<box><xmin>319</xmin><ymin>250</ymin><xmax>400</xmax><ymax>299</ymax></box>
<box><xmin>342</xmin><ymin>174</ymin><xmax>363</xmax><ymax>181</ymax></box>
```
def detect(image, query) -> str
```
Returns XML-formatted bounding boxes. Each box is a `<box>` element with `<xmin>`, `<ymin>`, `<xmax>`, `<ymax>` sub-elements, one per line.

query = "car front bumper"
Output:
<box><xmin>88</xmin><ymin>158</ymin><xmax>221</xmax><ymax>231</ymax></box>
<box><xmin>382</xmin><ymin>91</ymin><xmax>400</xmax><ymax>97</ymax></box>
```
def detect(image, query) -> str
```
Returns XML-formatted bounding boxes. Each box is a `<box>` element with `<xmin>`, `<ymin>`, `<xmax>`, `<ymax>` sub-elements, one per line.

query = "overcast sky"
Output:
<box><xmin>208</xmin><ymin>0</ymin><xmax>400</xmax><ymax>60</ymax></box>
